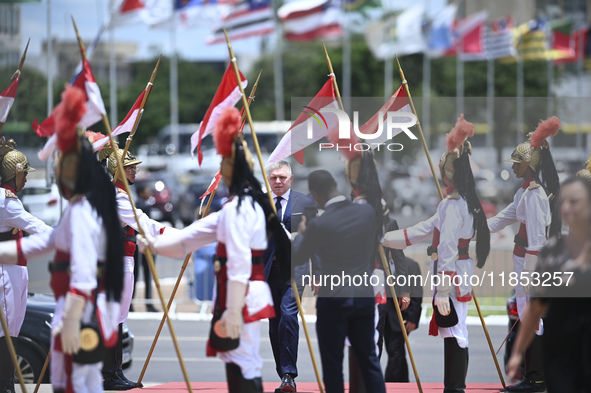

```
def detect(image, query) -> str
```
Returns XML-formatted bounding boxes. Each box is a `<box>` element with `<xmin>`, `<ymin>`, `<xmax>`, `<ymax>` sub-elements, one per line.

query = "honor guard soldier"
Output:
<box><xmin>98</xmin><ymin>145</ymin><xmax>171</xmax><ymax>390</ymax></box>
<box><xmin>139</xmin><ymin>107</ymin><xmax>287</xmax><ymax>393</ymax></box>
<box><xmin>0</xmin><ymin>137</ymin><xmax>52</xmax><ymax>393</ymax></box>
<box><xmin>0</xmin><ymin>85</ymin><xmax>124</xmax><ymax>393</ymax></box>
<box><xmin>488</xmin><ymin>117</ymin><xmax>561</xmax><ymax>393</ymax></box>
<box><xmin>382</xmin><ymin>115</ymin><xmax>490</xmax><ymax>393</ymax></box>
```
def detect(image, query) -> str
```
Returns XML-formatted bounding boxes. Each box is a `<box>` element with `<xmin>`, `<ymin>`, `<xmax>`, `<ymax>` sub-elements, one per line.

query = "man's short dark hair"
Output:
<box><xmin>308</xmin><ymin>170</ymin><xmax>337</xmax><ymax>197</ymax></box>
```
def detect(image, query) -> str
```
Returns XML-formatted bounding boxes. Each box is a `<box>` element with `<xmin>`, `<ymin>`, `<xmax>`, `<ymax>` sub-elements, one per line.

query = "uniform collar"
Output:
<box><xmin>445</xmin><ymin>186</ymin><xmax>460</xmax><ymax>199</ymax></box>
<box><xmin>1</xmin><ymin>184</ymin><xmax>16</xmax><ymax>194</ymax></box>
<box><xmin>521</xmin><ymin>177</ymin><xmax>533</xmax><ymax>189</ymax></box>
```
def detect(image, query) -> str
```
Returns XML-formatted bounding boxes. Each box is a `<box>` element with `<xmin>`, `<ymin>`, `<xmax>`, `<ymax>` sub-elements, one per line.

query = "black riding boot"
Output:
<box><xmin>114</xmin><ymin>324</ymin><xmax>143</xmax><ymax>387</ymax></box>
<box><xmin>504</xmin><ymin>335</ymin><xmax>545</xmax><ymax>392</ymax></box>
<box><xmin>348</xmin><ymin>348</ymin><xmax>366</xmax><ymax>393</ymax></box>
<box><xmin>225</xmin><ymin>362</ymin><xmax>263</xmax><ymax>393</ymax></box>
<box><xmin>103</xmin><ymin>324</ymin><xmax>136</xmax><ymax>390</ymax></box>
<box><xmin>0</xmin><ymin>337</ymin><xmax>15</xmax><ymax>393</ymax></box>
<box><xmin>443</xmin><ymin>338</ymin><xmax>468</xmax><ymax>393</ymax></box>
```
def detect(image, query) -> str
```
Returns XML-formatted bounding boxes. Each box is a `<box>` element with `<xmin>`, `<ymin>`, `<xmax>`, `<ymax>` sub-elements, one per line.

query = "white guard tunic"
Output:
<box><xmin>0</xmin><ymin>185</ymin><xmax>52</xmax><ymax>337</ymax></box>
<box><xmin>18</xmin><ymin>197</ymin><xmax>119</xmax><ymax>393</ymax></box>
<box><xmin>396</xmin><ymin>191</ymin><xmax>475</xmax><ymax>348</ymax></box>
<box><xmin>180</xmin><ymin>195</ymin><xmax>274</xmax><ymax>379</ymax></box>
<box><xmin>488</xmin><ymin>180</ymin><xmax>550</xmax><ymax>334</ymax></box>
<box><xmin>115</xmin><ymin>184</ymin><xmax>165</xmax><ymax>322</ymax></box>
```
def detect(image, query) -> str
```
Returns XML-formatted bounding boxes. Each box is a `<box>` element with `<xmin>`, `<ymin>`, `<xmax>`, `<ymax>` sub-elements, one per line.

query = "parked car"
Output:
<box><xmin>504</xmin><ymin>294</ymin><xmax>524</xmax><ymax>378</ymax></box>
<box><xmin>15</xmin><ymin>293</ymin><xmax>134</xmax><ymax>384</ymax></box>
<box><xmin>18</xmin><ymin>179</ymin><xmax>65</xmax><ymax>227</ymax></box>
<box><xmin>134</xmin><ymin>171</ymin><xmax>194</xmax><ymax>226</ymax></box>
<box><xmin>186</xmin><ymin>175</ymin><xmax>229</xmax><ymax>218</ymax></box>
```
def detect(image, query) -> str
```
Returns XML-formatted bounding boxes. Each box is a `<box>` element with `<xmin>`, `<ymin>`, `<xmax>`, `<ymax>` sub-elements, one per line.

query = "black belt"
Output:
<box><xmin>48</xmin><ymin>261</ymin><xmax>105</xmax><ymax>277</ymax></box>
<box><xmin>124</xmin><ymin>235</ymin><xmax>137</xmax><ymax>243</ymax></box>
<box><xmin>514</xmin><ymin>235</ymin><xmax>528</xmax><ymax>248</ymax></box>
<box><xmin>0</xmin><ymin>230</ymin><xmax>15</xmax><ymax>241</ymax></box>
<box><xmin>427</xmin><ymin>245</ymin><xmax>469</xmax><ymax>259</ymax></box>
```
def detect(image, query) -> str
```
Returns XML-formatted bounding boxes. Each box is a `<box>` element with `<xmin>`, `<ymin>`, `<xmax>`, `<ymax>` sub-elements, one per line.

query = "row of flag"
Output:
<box><xmin>366</xmin><ymin>4</ymin><xmax>591</xmax><ymax>64</ymax></box>
<box><xmin>111</xmin><ymin>0</ymin><xmax>591</xmax><ymax>63</ymax></box>
<box><xmin>111</xmin><ymin>0</ymin><xmax>347</xmax><ymax>44</ymax></box>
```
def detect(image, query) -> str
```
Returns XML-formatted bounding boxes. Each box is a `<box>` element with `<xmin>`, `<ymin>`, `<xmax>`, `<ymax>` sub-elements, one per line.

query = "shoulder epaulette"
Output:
<box><xmin>116</xmin><ymin>187</ymin><xmax>128</xmax><ymax>196</ymax></box>
<box><xmin>4</xmin><ymin>189</ymin><xmax>17</xmax><ymax>199</ymax></box>
<box><xmin>528</xmin><ymin>181</ymin><xmax>541</xmax><ymax>190</ymax></box>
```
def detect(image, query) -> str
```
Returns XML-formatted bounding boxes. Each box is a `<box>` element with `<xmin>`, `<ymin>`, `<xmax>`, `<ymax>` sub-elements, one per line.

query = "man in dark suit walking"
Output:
<box><xmin>265</xmin><ymin>160</ymin><xmax>316</xmax><ymax>393</ymax></box>
<box><xmin>292</xmin><ymin>170</ymin><xmax>386</xmax><ymax>393</ymax></box>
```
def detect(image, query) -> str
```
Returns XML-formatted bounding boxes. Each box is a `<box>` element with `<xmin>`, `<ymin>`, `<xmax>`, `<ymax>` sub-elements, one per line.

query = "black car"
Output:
<box><xmin>15</xmin><ymin>293</ymin><xmax>134</xmax><ymax>383</ymax></box>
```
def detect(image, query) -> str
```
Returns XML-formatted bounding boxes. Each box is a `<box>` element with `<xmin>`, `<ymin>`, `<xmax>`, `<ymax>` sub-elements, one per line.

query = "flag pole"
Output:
<box><xmin>223</xmin><ymin>29</ymin><xmax>325</xmax><ymax>393</ymax></box>
<box><xmin>323</xmin><ymin>43</ymin><xmax>424</xmax><ymax>393</ymax></box>
<box><xmin>113</xmin><ymin>55</ymin><xmax>162</xmax><ymax>184</ymax></box>
<box><xmin>0</xmin><ymin>305</ymin><xmax>27</xmax><ymax>393</ymax></box>
<box><xmin>135</xmin><ymin>71</ymin><xmax>263</xmax><ymax>387</ymax></box>
<box><xmin>396</xmin><ymin>56</ymin><xmax>506</xmax><ymax>389</ymax></box>
<box><xmin>72</xmin><ymin>17</ymin><xmax>194</xmax><ymax>393</ymax></box>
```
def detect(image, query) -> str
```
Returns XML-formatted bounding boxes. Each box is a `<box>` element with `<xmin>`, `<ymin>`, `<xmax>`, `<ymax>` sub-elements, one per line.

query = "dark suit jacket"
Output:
<box><xmin>264</xmin><ymin>190</ymin><xmax>317</xmax><ymax>282</ymax></box>
<box><xmin>292</xmin><ymin>198</ymin><xmax>377</xmax><ymax>298</ymax></box>
<box><xmin>386</xmin><ymin>257</ymin><xmax>423</xmax><ymax>333</ymax></box>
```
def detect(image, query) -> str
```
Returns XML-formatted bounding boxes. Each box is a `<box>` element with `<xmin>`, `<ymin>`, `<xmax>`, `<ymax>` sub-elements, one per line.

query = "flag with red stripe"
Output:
<box><xmin>279</xmin><ymin>0</ymin><xmax>342</xmax><ymax>42</ymax></box>
<box><xmin>267</xmin><ymin>76</ymin><xmax>338</xmax><ymax>165</ymax></box>
<box><xmin>358</xmin><ymin>86</ymin><xmax>412</xmax><ymax>145</ymax></box>
<box><xmin>93</xmin><ymin>90</ymin><xmax>146</xmax><ymax>151</ymax></box>
<box><xmin>33</xmin><ymin>57</ymin><xmax>106</xmax><ymax>138</ymax></box>
<box><xmin>0</xmin><ymin>75</ymin><xmax>19</xmax><ymax>124</ymax></box>
<box><xmin>190</xmin><ymin>64</ymin><xmax>248</xmax><ymax>165</ymax></box>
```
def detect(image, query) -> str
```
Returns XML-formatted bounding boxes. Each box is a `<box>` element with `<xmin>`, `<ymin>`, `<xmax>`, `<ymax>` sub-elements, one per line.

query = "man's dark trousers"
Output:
<box><xmin>265</xmin><ymin>190</ymin><xmax>314</xmax><ymax>378</ymax></box>
<box><xmin>316</xmin><ymin>297</ymin><xmax>385</xmax><ymax>393</ymax></box>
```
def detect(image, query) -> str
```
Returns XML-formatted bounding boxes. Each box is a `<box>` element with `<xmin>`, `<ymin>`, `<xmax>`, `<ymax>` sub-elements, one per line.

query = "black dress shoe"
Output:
<box><xmin>504</xmin><ymin>371</ymin><xmax>545</xmax><ymax>392</ymax></box>
<box><xmin>275</xmin><ymin>374</ymin><xmax>296</xmax><ymax>393</ymax></box>
<box><xmin>103</xmin><ymin>373</ymin><xmax>137</xmax><ymax>391</ymax></box>
<box><xmin>146</xmin><ymin>304</ymin><xmax>158</xmax><ymax>312</ymax></box>
<box><xmin>116</xmin><ymin>369</ymin><xmax>143</xmax><ymax>388</ymax></box>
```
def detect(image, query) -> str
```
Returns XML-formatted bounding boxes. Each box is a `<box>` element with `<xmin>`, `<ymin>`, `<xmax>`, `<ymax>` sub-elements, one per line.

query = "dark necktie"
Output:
<box><xmin>275</xmin><ymin>196</ymin><xmax>283</xmax><ymax>221</ymax></box>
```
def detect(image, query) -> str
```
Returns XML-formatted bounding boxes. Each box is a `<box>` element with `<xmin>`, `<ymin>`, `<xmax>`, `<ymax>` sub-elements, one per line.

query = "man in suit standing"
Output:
<box><xmin>265</xmin><ymin>160</ymin><xmax>316</xmax><ymax>393</ymax></box>
<box><xmin>293</xmin><ymin>170</ymin><xmax>386</xmax><ymax>393</ymax></box>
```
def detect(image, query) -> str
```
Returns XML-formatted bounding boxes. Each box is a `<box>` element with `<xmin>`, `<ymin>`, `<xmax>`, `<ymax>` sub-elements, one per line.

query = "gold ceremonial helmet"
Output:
<box><xmin>55</xmin><ymin>127</ymin><xmax>84</xmax><ymax>198</ymax></box>
<box><xmin>506</xmin><ymin>116</ymin><xmax>561</xmax><ymax>178</ymax></box>
<box><xmin>98</xmin><ymin>145</ymin><xmax>142</xmax><ymax>176</ymax></box>
<box><xmin>505</xmin><ymin>136</ymin><xmax>543</xmax><ymax>178</ymax></box>
<box><xmin>0</xmin><ymin>137</ymin><xmax>35</xmax><ymax>190</ymax></box>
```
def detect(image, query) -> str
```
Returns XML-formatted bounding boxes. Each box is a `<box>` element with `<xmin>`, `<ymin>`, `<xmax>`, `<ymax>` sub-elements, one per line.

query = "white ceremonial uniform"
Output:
<box><xmin>18</xmin><ymin>197</ymin><xmax>119</xmax><ymax>393</ymax></box>
<box><xmin>115</xmin><ymin>185</ymin><xmax>165</xmax><ymax>323</ymax></box>
<box><xmin>396</xmin><ymin>191</ymin><xmax>475</xmax><ymax>348</ymax></box>
<box><xmin>488</xmin><ymin>180</ymin><xmax>550</xmax><ymax>334</ymax></box>
<box><xmin>0</xmin><ymin>185</ymin><xmax>52</xmax><ymax>337</ymax></box>
<box><xmin>208</xmin><ymin>195</ymin><xmax>274</xmax><ymax>379</ymax></box>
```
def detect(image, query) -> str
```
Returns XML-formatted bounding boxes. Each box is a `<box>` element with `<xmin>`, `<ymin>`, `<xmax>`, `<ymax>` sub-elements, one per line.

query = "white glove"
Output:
<box><xmin>381</xmin><ymin>229</ymin><xmax>408</xmax><ymax>250</ymax></box>
<box><xmin>522</xmin><ymin>253</ymin><xmax>538</xmax><ymax>295</ymax></box>
<box><xmin>53</xmin><ymin>292</ymin><xmax>86</xmax><ymax>355</ymax></box>
<box><xmin>434</xmin><ymin>274</ymin><xmax>452</xmax><ymax>316</ymax></box>
<box><xmin>0</xmin><ymin>241</ymin><xmax>18</xmax><ymax>265</ymax></box>
<box><xmin>136</xmin><ymin>233</ymin><xmax>155</xmax><ymax>255</ymax></box>
<box><xmin>216</xmin><ymin>281</ymin><xmax>246</xmax><ymax>339</ymax></box>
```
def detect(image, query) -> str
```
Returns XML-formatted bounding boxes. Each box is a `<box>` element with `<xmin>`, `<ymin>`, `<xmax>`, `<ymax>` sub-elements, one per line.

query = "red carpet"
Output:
<box><xmin>130</xmin><ymin>382</ymin><xmax>504</xmax><ymax>392</ymax></box>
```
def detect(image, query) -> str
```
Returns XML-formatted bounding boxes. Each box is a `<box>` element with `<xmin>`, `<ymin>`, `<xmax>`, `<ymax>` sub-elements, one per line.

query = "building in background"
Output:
<box><xmin>0</xmin><ymin>3</ymin><xmax>21</xmax><ymax>69</ymax></box>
